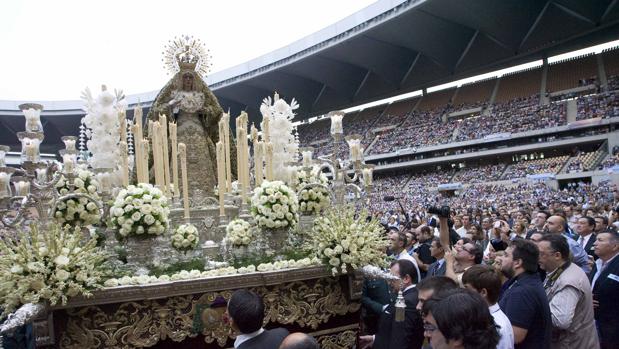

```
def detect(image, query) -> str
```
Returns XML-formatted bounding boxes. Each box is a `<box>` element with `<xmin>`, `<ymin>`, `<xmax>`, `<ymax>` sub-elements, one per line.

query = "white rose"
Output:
<box><xmin>104</xmin><ymin>278</ymin><xmax>119</xmax><ymax>287</ymax></box>
<box><xmin>55</xmin><ymin>269</ymin><xmax>70</xmax><ymax>281</ymax></box>
<box><xmin>10</xmin><ymin>265</ymin><xmax>23</xmax><ymax>274</ymax></box>
<box><xmin>54</xmin><ymin>255</ymin><xmax>70</xmax><ymax>266</ymax></box>
<box><xmin>143</xmin><ymin>214</ymin><xmax>155</xmax><ymax>225</ymax></box>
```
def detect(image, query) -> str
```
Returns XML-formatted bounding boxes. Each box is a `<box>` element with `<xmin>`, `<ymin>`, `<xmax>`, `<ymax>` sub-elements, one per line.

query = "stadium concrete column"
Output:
<box><xmin>540</xmin><ymin>58</ymin><xmax>549</xmax><ymax>105</ymax></box>
<box><xmin>596</xmin><ymin>54</ymin><xmax>608</xmax><ymax>90</ymax></box>
<box><xmin>484</xmin><ymin>78</ymin><xmax>500</xmax><ymax>116</ymax></box>
<box><xmin>607</xmin><ymin>131</ymin><xmax>619</xmax><ymax>156</ymax></box>
<box><xmin>566</xmin><ymin>99</ymin><xmax>577</xmax><ymax>123</ymax></box>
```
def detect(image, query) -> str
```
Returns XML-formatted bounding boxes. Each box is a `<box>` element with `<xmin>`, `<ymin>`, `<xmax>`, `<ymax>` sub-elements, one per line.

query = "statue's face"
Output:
<box><xmin>183</xmin><ymin>74</ymin><xmax>194</xmax><ymax>90</ymax></box>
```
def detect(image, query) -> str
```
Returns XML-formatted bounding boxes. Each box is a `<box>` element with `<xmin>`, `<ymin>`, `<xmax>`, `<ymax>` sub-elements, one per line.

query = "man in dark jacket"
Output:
<box><xmin>359</xmin><ymin>259</ymin><xmax>424</xmax><ymax>349</ymax></box>
<box><xmin>590</xmin><ymin>231</ymin><xmax>619</xmax><ymax>349</ymax></box>
<box><xmin>227</xmin><ymin>289</ymin><xmax>288</xmax><ymax>349</ymax></box>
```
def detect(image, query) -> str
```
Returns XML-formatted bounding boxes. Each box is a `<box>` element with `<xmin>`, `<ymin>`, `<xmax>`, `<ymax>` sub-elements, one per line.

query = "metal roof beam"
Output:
<box><xmin>312</xmin><ymin>84</ymin><xmax>328</xmax><ymax>111</ymax></box>
<box><xmin>399</xmin><ymin>52</ymin><xmax>421</xmax><ymax>88</ymax></box>
<box><xmin>553</xmin><ymin>2</ymin><xmax>595</xmax><ymax>25</ymax></box>
<box><xmin>519</xmin><ymin>1</ymin><xmax>552</xmax><ymax>51</ymax></box>
<box><xmin>602</xmin><ymin>0</ymin><xmax>619</xmax><ymax>21</ymax></box>
<box><xmin>454</xmin><ymin>30</ymin><xmax>479</xmax><ymax>72</ymax></box>
<box><xmin>353</xmin><ymin>70</ymin><xmax>372</xmax><ymax>101</ymax></box>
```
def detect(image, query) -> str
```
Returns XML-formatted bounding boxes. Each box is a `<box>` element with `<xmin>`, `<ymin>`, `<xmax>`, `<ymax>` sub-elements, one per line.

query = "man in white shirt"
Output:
<box><xmin>390</xmin><ymin>231</ymin><xmax>421</xmax><ymax>283</ymax></box>
<box><xmin>462</xmin><ymin>265</ymin><xmax>515</xmax><ymax>349</ymax></box>
<box><xmin>456</xmin><ymin>214</ymin><xmax>471</xmax><ymax>238</ymax></box>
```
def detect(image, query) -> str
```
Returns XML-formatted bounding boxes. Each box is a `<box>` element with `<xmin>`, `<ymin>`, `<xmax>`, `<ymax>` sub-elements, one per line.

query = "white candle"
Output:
<box><xmin>265</xmin><ymin>142</ymin><xmax>274</xmax><ymax>181</ymax></box>
<box><xmin>254</xmin><ymin>141</ymin><xmax>263</xmax><ymax>186</ymax></box>
<box><xmin>169</xmin><ymin>122</ymin><xmax>179</xmax><ymax>198</ymax></box>
<box><xmin>15</xmin><ymin>180</ymin><xmax>30</xmax><ymax>196</ymax></box>
<box><xmin>23</xmin><ymin>108</ymin><xmax>42</xmax><ymax>132</ymax></box>
<box><xmin>152</xmin><ymin>122</ymin><xmax>164</xmax><ymax>189</ymax></box>
<box><xmin>119</xmin><ymin>110</ymin><xmax>127</xmax><ymax>143</ymax></box>
<box><xmin>362</xmin><ymin>167</ymin><xmax>374</xmax><ymax>186</ymax></box>
<box><xmin>35</xmin><ymin>168</ymin><xmax>47</xmax><ymax>183</ymax></box>
<box><xmin>179</xmin><ymin>143</ymin><xmax>190</xmax><ymax>219</ymax></box>
<box><xmin>301</xmin><ymin>148</ymin><xmax>313</xmax><ymax>167</ymax></box>
<box><xmin>330</xmin><ymin>112</ymin><xmax>344</xmax><ymax>135</ymax></box>
<box><xmin>141</xmin><ymin>139</ymin><xmax>150</xmax><ymax>184</ymax></box>
<box><xmin>131</xmin><ymin>124</ymin><xmax>143</xmax><ymax>182</ymax></box>
<box><xmin>119</xmin><ymin>141</ymin><xmax>129</xmax><ymax>187</ymax></box>
<box><xmin>63</xmin><ymin>154</ymin><xmax>75</xmax><ymax>174</ymax></box>
<box><xmin>0</xmin><ymin>173</ymin><xmax>11</xmax><ymax>198</ymax></box>
<box><xmin>262</xmin><ymin>117</ymin><xmax>270</xmax><ymax>143</ymax></box>
<box><xmin>0</xmin><ymin>146</ymin><xmax>8</xmax><ymax>167</ymax></box>
<box><xmin>216</xmin><ymin>141</ymin><xmax>225</xmax><ymax>216</ymax></box>
<box><xmin>23</xmin><ymin>138</ymin><xmax>40</xmax><ymax>162</ymax></box>
<box><xmin>222</xmin><ymin>114</ymin><xmax>232</xmax><ymax>193</ymax></box>
<box><xmin>63</xmin><ymin>139</ymin><xmax>76</xmax><ymax>152</ymax></box>
<box><xmin>160</xmin><ymin>115</ymin><xmax>171</xmax><ymax>196</ymax></box>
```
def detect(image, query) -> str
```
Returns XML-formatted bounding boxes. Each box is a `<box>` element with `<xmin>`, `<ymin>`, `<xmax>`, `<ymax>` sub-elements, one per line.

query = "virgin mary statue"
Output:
<box><xmin>148</xmin><ymin>37</ymin><xmax>235</xmax><ymax>198</ymax></box>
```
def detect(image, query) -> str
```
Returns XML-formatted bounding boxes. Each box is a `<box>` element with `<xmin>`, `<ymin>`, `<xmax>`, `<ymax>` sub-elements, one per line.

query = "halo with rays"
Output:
<box><xmin>161</xmin><ymin>35</ymin><xmax>212</xmax><ymax>77</ymax></box>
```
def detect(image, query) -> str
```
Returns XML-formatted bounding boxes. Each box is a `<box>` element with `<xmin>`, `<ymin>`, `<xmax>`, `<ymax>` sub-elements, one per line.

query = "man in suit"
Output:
<box><xmin>590</xmin><ymin>231</ymin><xmax>619</xmax><ymax>349</ymax></box>
<box><xmin>279</xmin><ymin>333</ymin><xmax>319</xmax><ymax>349</ymax></box>
<box><xmin>227</xmin><ymin>289</ymin><xmax>289</xmax><ymax>349</ymax></box>
<box><xmin>359</xmin><ymin>259</ymin><xmax>425</xmax><ymax>349</ymax></box>
<box><xmin>361</xmin><ymin>276</ymin><xmax>390</xmax><ymax>334</ymax></box>
<box><xmin>526</xmin><ymin>211</ymin><xmax>549</xmax><ymax>239</ymax></box>
<box><xmin>576</xmin><ymin>216</ymin><xmax>597</xmax><ymax>259</ymax></box>
<box><xmin>425</xmin><ymin>237</ymin><xmax>446</xmax><ymax>278</ymax></box>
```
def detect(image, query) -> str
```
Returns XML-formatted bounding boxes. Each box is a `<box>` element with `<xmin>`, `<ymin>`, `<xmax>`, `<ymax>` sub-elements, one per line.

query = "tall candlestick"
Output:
<box><xmin>159</xmin><ymin>115</ymin><xmax>171</xmax><ymax>196</ymax></box>
<box><xmin>254</xmin><ymin>141</ymin><xmax>263</xmax><ymax>186</ymax></box>
<box><xmin>236</xmin><ymin>126</ymin><xmax>244</xmax><ymax>196</ymax></box>
<box><xmin>141</xmin><ymin>139</ymin><xmax>150</xmax><ymax>184</ymax></box>
<box><xmin>152</xmin><ymin>122</ymin><xmax>164</xmax><ymax>189</ymax></box>
<box><xmin>262</xmin><ymin>117</ymin><xmax>270</xmax><ymax>143</ymax></box>
<box><xmin>119</xmin><ymin>141</ymin><xmax>129</xmax><ymax>187</ymax></box>
<box><xmin>266</xmin><ymin>142</ymin><xmax>274</xmax><ymax>181</ymax></box>
<box><xmin>179</xmin><ymin>143</ymin><xmax>190</xmax><ymax>219</ymax></box>
<box><xmin>222</xmin><ymin>113</ymin><xmax>232</xmax><ymax>193</ymax></box>
<box><xmin>0</xmin><ymin>172</ymin><xmax>10</xmax><ymax>198</ymax></box>
<box><xmin>216</xmin><ymin>141</ymin><xmax>225</xmax><ymax>216</ymax></box>
<box><xmin>131</xmin><ymin>124</ymin><xmax>143</xmax><ymax>182</ymax></box>
<box><xmin>119</xmin><ymin>109</ymin><xmax>127</xmax><ymax>143</ymax></box>
<box><xmin>169</xmin><ymin>122</ymin><xmax>179</xmax><ymax>198</ymax></box>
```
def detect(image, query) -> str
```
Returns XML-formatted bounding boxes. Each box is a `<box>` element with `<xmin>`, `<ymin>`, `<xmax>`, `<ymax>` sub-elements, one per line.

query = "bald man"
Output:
<box><xmin>545</xmin><ymin>215</ymin><xmax>590</xmax><ymax>273</ymax></box>
<box><xmin>279</xmin><ymin>333</ymin><xmax>319</xmax><ymax>349</ymax></box>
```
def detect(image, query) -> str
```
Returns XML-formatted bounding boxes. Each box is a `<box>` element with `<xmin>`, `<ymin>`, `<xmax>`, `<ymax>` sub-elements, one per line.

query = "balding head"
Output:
<box><xmin>279</xmin><ymin>332</ymin><xmax>319</xmax><ymax>349</ymax></box>
<box><xmin>545</xmin><ymin>215</ymin><xmax>566</xmax><ymax>234</ymax></box>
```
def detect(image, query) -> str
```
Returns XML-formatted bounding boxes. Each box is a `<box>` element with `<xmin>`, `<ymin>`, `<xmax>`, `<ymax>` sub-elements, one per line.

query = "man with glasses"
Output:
<box><xmin>445</xmin><ymin>239</ymin><xmax>482</xmax><ymax>287</ymax></box>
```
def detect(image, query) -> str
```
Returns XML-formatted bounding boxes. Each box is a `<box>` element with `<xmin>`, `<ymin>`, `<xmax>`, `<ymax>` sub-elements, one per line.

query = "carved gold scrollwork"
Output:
<box><xmin>59</xmin><ymin>277</ymin><xmax>359</xmax><ymax>348</ymax></box>
<box><xmin>316</xmin><ymin>330</ymin><xmax>357</xmax><ymax>349</ymax></box>
<box><xmin>258</xmin><ymin>278</ymin><xmax>360</xmax><ymax>329</ymax></box>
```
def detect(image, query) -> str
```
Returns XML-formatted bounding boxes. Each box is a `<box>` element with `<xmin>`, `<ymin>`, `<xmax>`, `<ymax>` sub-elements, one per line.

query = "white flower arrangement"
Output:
<box><xmin>225</xmin><ymin>219</ymin><xmax>253</xmax><ymax>246</ymax></box>
<box><xmin>171</xmin><ymin>223</ymin><xmax>199</xmax><ymax>251</ymax></box>
<box><xmin>102</xmin><ymin>257</ymin><xmax>322</xmax><ymax>287</ymax></box>
<box><xmin>109</xmin><ymin>183</ymin><xmax>170</xmax><ymax>237</ymax></box>
<box><xmin>0</xmin><ymin>224</ymin><xmax>108</xmax><ymax>317</ymax></box>
<box><xmin>214</xmin><ymin>180</ymin><xmax>240</xmax><ymax>196</ymax></box>
<box><xmin>259</xmin><ymin>94</ymin><xmax>299</xmax><ymax>182</ymax></box>
<box><xmin>294</xmin><ymin>167</ymin><xmax>330</xmax><ymax>214</ymax></box>
<box><xmin>310</xmin><ymin>207</ymin><xmax>389</xmax><ymax>275</ymax></box>
<box><xmin>53</xmin><ymin>169</ymin><xmax>101</xmax><ymax>227</ymax></box>
<box><xmin>250</xmin><ymin>180</ymin><xmax>299</xmax><ymax>229</ymax></box>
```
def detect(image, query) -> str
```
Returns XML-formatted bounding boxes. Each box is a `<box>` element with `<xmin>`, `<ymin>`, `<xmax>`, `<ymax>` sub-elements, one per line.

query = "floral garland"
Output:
<box><xmin>225</xmin><ymin>219</ymin><xmax>253</xmax><ymax>246</ymax></box>
<box><xmin>293</xmin><ymin>167</ymin><xmax>330</xmax><ymax>214</ymax></box>
<box><xmin>109</xmin><ymin>183</ymin><xmax>170</xmax><ymax>237</ymax></box>
<box><xmin>250</xmin><ymin>180</ymin><xmax>299</xmax><ymax>229</ymax></box>
<box><xmin>53</xmin><ymin>169</ymin><xmax>101</xmax><ymax>227</ymax></box>
<box><xmin>0</xmin><ymin>224</ymin><xmax>108</xmax><ymax>318</ymax></box>
<box><xmin>309</xmin><ymin>207</ymin><xmax>389</xmax><ymax>275</ymax></box>
<box><xmin>103</xmin><ymin>257</ymin><xmax>322</xmax><ymax>287</ymax></box>
<box><xmin>171</xmin><ymin>223</ymin><xmax>199</xmax><ymax>251</ymax></box>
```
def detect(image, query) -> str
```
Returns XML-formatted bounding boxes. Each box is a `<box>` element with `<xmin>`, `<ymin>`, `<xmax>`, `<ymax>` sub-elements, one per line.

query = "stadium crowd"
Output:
<box><xmin>360</xmin><ymin>178</ymin><xmax>619</xmax><ymax>349</ymax></box>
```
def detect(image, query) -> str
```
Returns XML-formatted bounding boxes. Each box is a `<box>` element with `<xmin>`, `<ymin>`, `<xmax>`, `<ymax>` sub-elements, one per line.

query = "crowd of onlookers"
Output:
<box><xmin>359</xmin><ymin>175</ymin><xmax>619</xmax><ymax>349</ymax></box>
<box><xmin>576</xmin><ymin>89</ymin><xmax>619</xmax><ymax>120</ymax></box>
<box><xmin>501</xmin><ymin>155</ymin><xmax>569</xmax><ymax>180</ymax></box>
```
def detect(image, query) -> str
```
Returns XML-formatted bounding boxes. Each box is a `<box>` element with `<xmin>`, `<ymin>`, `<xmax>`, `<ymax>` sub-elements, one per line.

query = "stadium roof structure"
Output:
<box><xmin>1</xmin><ymin>0</ymin><xmax>619</xmax><ymax>149</ymax></box>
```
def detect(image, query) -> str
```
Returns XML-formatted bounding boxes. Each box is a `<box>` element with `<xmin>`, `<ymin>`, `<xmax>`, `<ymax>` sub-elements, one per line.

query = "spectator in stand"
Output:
<box><xmin>413</xmin><ymin>226</ymin><xmax>436</xmax><ymax>279</ymax></box>
<box><xmin>421</xmin><ymin>288</ymin><xmax>500</xmax><ymax>349</ymax></box>
<box><xmin>497</xmin><ymin>239</ymin><xmax>552</xmax><ymax>349</ymax></box>
<box><xmin>462</xmin><ymin>265</ymin><xmax>515</xmax><ymax>349</ymax></box>
<box><xmin>544</xmin><ymin>215</ymin><xmax>590</xmax><ymax>273</ymax></box>
<box><xmin>590</xmin><ymin>231</ymin><xmax>619</xmax><ymax>349</ymax></box>
<box><xmin>390</xmin><ymin>231</ymin><xmax>421</xmax><ymax>282</ymax></box>
<box><xmin>526</xmin><ymin>211</ymin><xmax>549</xmax><ymax>239</ymax></box>
<box><xmin>445</xmin><ymin>238</ymin><xmax>482</xmax><ymax>286</ymax></box>
<box><xmin>425</xmin><ymin>237</ymin><xmax>447</xmax><ymax>278</ymax></box>
<box><xmin>456</xmin><ymin>215</ymin><xmax>471</xmax><ymax>237</ymax></box>
<box><xmin>537</xmin><ymin>235</ymin><xmax>599</xmax><ymax>348</ymax></box>
<box><xmin>576</xmin><ymin>216</ymin><xmax>597</xmax><ymax>259</ymax></box>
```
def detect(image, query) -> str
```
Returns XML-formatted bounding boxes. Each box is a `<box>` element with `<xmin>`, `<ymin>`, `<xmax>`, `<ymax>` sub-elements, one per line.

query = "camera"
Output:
<box><xmin>427</xmin><ymin>205</ymin><xmax>451</xmax><ymax>218</ymax></box>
